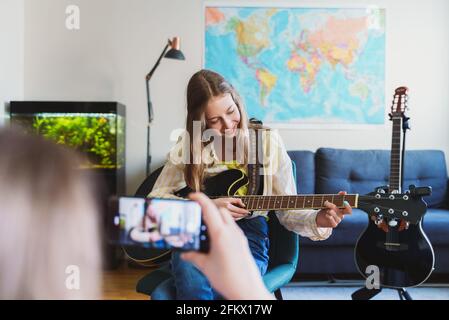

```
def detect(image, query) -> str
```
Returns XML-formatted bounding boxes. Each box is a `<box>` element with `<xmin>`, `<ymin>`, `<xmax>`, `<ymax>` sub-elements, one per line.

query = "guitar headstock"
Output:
<box><xmin>358</xmin><ymin>190</ymin><xmax>427</xmax><ymax>225</ymax></box>
<box><xmin>390</xmin><ymin>86</ymin><xmax>408</xmax><ymax>117</ymax></box>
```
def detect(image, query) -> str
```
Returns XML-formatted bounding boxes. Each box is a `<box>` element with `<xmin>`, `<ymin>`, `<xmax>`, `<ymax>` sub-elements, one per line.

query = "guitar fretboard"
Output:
<box><xmin>214</xmin><ymin>194</ymin><xmax>358</xmax><ymax>211</ymax></box>
<box><xmin>389</xmin><ymin>116</ymin><xmax>403</xmax><ymax>192</ymax></box>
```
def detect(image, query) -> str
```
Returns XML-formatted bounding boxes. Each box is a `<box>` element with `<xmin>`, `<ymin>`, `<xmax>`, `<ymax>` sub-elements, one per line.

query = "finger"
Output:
<box><xmin>230</xmin><ymin>198</ymin><xmax>247</xmax><ymax>209</ymax></box>
<box><xmin>327</xmin><ymin>216</ymin><xmax>340</xmax><ymax>228</ymax></box>
<box><xmin>338</xmin><ymin>191</ymin><xmax>349</xmax><ymax>210</ymax></box>
<box><xmin>189</xmin><ymin>192</ymin><xmax>223</xmax><ymax>233</ymax></box>
<box><xmin>326</xmin><ymin>210</ymin><xmax>342</xmax><ymax>225</ymax></box>
<box><xmin>342</xmin><ymin>201</ymin><xmax>352</xmax><ymax>215</ymax></box>
<box><xmin>332</xmin><ymin>215</ymin><xmax>341</xmax><ymax>226</ymax></box>
<box><xmin>323</xmin><ymin>200</ymin><xmax>338</xmax><ymax>211</ymax></box>
<box><xmin>229</xmin><ymin>211</ymin><xmax>246</xmax><ymax>220</ymax></box>
<box><xmin>336</xmin><ymin>209</ymin><xmax>346</xmax><ymax>220</ymax></box>
<box><xmin>227</xmin><ymin>203</ymin><xmax>249</xmax><ymax>215</ymax></box>
<box><xmin>335</xmin><ymin>209</ymin><xmax>343</xmax><ymax>220</ymax></box>
<box><xmin>334</xmin><ymin>202</ymin><xmax>351</xmax><ymax>218</ymax></box>
<box><xmin>324</xmin><ymin>213</ymin><xmax>338</xmax><ymax>228</ymax></box>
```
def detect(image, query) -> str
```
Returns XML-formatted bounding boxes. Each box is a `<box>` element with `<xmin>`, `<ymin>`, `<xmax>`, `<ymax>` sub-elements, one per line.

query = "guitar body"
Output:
<box><xmin>204</xmin><ymin>169</ymin><xmax>248</xmax><ymax>197</ymax></box>
<box><xmin>123</xmin><ymin>245</ymin><xmax>171</xmax><ymax>267</ymax></box>
<box><xmin>355</xmin><ymin>218</ymin><xmax>434</xmax><ymax>288</ymax></box>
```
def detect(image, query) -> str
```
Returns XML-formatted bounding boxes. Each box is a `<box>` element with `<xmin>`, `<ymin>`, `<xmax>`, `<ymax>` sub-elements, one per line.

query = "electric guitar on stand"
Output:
<box><xmin>353</xmin><ymin>87</ymin><xmax>435</xmax><ymax>299</ymax></box>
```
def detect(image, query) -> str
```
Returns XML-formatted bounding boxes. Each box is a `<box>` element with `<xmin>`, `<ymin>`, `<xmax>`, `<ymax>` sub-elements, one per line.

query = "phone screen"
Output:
<box><xmin>108</xmin><ymin>197</ymin><xmax>208</xmax><ymax>251</ymax></box>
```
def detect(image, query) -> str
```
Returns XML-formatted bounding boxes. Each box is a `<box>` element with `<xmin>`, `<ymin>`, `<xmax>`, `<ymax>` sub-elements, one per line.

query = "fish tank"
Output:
<box><xmin>8</xmin><ymin>101</ymin><xmax>126</xmax><ymax>197</ymax></box>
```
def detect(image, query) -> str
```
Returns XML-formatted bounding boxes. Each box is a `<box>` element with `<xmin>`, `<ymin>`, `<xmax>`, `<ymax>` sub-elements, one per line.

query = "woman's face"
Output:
<box><xmin>205</xmin><ymin>93</ymin><xmax>241</xmax><ymax>137</ymax></box>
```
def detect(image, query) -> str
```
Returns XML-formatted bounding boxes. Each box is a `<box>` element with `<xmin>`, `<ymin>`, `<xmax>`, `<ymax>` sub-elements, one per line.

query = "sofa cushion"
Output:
<box><xmin>287</xmin><ymin>151</ymin><xmax>315</xmax><ymax>194</ymax></box>
<box><xmin>315</xmin><ymin>148</ymin><xmax>448</xmax><ymax>208</ymax></box>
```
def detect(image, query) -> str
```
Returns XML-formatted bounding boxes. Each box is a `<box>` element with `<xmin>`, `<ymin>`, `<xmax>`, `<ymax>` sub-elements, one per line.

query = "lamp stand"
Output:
<box><xmin>144</xmin><ymin>42</ymin><xmax>170</xmax><ymax>176</ymax></box>
<box><xmin>144</xmin><ymin>37</ymin><xmax>184</xmax><ymax>177</ymax></box>
<box><xmin>145</xmin><ymin>79</ymin><xmax>153</xmax><ymax>177</ymax></box>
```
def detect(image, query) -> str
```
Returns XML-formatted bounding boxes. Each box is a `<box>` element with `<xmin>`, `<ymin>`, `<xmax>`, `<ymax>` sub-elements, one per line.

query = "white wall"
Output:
<box><xmin>0</xmin><ymin>0</ymin><xmax>24</xmax><ymax>124</ymax></box>
<box><xmin>21</xmin><ymin>0</ymin><xmax>449</xmax><ymax>194</ymax></box>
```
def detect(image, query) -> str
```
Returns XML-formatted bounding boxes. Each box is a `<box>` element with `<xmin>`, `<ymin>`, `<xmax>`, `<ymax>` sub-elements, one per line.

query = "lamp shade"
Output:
<box><xmin>164</xmin><ymin>37</ymin><xmax>185</xmax><ymax>60</ymax></box>
<box><xmin>164</xmin><ymin>49</ymin><xmax>185</xmax><ymax>60</ymax></box>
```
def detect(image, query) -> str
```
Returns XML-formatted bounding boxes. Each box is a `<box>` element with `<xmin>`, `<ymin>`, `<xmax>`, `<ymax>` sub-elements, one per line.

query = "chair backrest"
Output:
<box><xmin>135</xmin><ymin>166</ymin><xmax>164</xmax><ymax>197</ymax></box>
<box><xmin>267</xmin><ymin>211</ymin><xmax>299</xmax><ymax>268</ymax></box>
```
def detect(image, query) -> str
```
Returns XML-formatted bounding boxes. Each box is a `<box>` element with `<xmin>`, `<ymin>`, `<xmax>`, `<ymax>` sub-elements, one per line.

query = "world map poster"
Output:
<box><xmin>204</xmin><ymin>6</ymin><xmax>386</xmax><ymax>127</ymax></box>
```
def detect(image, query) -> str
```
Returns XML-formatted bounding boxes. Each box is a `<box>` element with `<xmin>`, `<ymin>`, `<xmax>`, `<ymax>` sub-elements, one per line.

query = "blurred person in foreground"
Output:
<box><xmin>0</xmin><ymin>127</ymin><xmax>101</xmax><ymax>299</ymax></box>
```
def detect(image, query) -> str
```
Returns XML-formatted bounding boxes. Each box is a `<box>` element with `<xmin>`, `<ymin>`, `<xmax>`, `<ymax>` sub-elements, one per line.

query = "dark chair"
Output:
<box><xmin>134</xmin><ymin>164</ymin><xmax>299</xmax><ymax>300</ymax></box>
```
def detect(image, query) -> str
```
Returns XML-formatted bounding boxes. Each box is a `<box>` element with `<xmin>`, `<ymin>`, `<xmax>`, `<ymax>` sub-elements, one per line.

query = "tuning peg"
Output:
<box><xmin>375</xmin><ymin>214</ymin><xmax>384</xmax><ymax>225</ymax></box>
<box><xmin>375</xmin><ymin>185</ymin><xmax>389</xmax><ymax>193</ymax></box>
<box><xmin>402</xmin><ymin>116</ymin><xmax>411</xmax><ymax>130</ymax></box>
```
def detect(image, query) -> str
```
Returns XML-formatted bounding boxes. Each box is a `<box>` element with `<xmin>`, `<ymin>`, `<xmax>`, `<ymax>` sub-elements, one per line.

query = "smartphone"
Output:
<box><xmin>107</xmin><ymin>196</ymin><xmax>209</xmax><ymax>252</ymax></box>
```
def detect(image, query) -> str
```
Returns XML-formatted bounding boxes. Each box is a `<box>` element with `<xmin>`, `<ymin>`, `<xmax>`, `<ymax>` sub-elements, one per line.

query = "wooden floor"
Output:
<box><xmin>102</xmin><ymin>260</ymin><xmax>156</xmax><ymax>300</ymax></box>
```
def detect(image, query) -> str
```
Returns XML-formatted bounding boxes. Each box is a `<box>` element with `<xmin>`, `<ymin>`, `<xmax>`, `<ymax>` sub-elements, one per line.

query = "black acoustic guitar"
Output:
<box><xmin>354</xmin><ymin>87</ymin><xmax>435</xmax><ymax>288</ymax></box>
<box><xmin>125</xmin><ymin>165</ymin><xmax>430</xmax><ymax>267</ymax></box>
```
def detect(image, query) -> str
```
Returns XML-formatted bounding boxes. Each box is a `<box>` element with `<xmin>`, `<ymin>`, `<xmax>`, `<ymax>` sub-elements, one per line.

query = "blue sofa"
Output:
<box><xmin>287</xmin><ymin>148</ymin><xmax>449</xmax><ymax>276</ymax></box>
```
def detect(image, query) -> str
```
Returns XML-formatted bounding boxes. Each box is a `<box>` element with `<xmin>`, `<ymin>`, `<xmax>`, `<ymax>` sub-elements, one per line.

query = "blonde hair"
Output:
<box><xmin>184</xmin><ymin>69</ymin><xmax>249</xmax><ymax>191</ymax></box>
<box><xmin>0</xmin><ymin>128</ymin><xmax>101</xmax><ymax>299</ymax></box>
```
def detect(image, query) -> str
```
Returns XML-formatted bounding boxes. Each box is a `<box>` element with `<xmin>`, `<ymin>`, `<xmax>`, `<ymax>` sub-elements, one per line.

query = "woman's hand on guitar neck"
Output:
<box><xmin>212</xmin><ymin>197</ymin><xmax>250</xmax><ymax>221</ymax></box>
<box><xmin>316</xmin><ymin>191</ymin><xmax>352</xmax><ymax>228</ymax></box>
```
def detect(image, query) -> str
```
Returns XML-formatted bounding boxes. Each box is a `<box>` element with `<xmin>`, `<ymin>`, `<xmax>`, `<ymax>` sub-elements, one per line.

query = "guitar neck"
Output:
<box><xmin>389</xmin><ymin>116</ymin><xmax>403</xmax><ymax>192</ymax></box>
<box><xmin>389</xmin><ymin>87</ymin><xmax>408</xmax><ymax>193</ymax></box>
<box><xmin>212</xmin><ymin>194</ymin><xmax>359</xmax><ymax>211</ymax></box>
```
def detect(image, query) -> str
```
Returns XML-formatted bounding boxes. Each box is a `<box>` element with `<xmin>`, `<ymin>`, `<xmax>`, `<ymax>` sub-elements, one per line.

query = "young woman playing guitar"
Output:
<box><xmin>148</xmin><ymin>69</ymin><xmax>352</xmax><ymax>300</ymax></box>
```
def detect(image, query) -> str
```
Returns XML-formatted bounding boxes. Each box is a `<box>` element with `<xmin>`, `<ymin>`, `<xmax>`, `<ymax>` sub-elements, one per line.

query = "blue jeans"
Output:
<box><xmin>151</xmin><ymin>216</ymin><xmax>269</xmax><ymax>300</ymax></box>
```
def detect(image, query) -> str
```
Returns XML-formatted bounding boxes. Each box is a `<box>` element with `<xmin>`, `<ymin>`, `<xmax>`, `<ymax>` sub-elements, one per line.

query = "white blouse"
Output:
<box><xmin>147</xmin><ymin>130</ymin><xmax>332</xmax><ymax>241</ymax></box>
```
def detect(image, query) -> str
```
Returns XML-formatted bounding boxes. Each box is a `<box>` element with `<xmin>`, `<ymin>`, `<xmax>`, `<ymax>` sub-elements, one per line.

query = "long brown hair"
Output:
<box><xmin>184</xmin><ymin>69</ymin><xmax>249</xmax><ymax>192</ymax></box>
<box><xmin>0</xmin><ymin>128</ymin><xmax>101</xmax><ymax>299</ymax></box>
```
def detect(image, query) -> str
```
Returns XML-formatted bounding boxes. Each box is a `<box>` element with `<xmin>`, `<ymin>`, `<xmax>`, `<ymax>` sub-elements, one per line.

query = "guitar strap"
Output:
<box><xmin>247</xmin><ymin>118</ymin><xmax>268</xmax><ymax>196</ymax></box>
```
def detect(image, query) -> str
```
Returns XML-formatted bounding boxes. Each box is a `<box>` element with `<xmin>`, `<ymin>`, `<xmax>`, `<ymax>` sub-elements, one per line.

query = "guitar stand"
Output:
<box><xmin>398</xmin><ymin>288</ymin><xmax>413</xmax><ymax>300</ymax></box>
<box><xmin>351</xmin><ymin>286</ymin><xmax>413</xmax><ymax>300</ymax></box>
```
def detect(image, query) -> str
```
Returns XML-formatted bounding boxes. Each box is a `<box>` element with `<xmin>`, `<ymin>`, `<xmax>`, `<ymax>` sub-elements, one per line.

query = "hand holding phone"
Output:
<box><xmin>107</xmin><ymin>197</ymin><xmax>209</xmax><ymax>252</ymax></box>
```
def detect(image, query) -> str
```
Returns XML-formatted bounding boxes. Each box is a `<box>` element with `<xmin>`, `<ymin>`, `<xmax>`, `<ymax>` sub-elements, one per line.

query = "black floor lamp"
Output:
<box><xmin>145</xmin><ymin>37</ymin><xmax>185</xmax><ymax>176</ymax></box>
